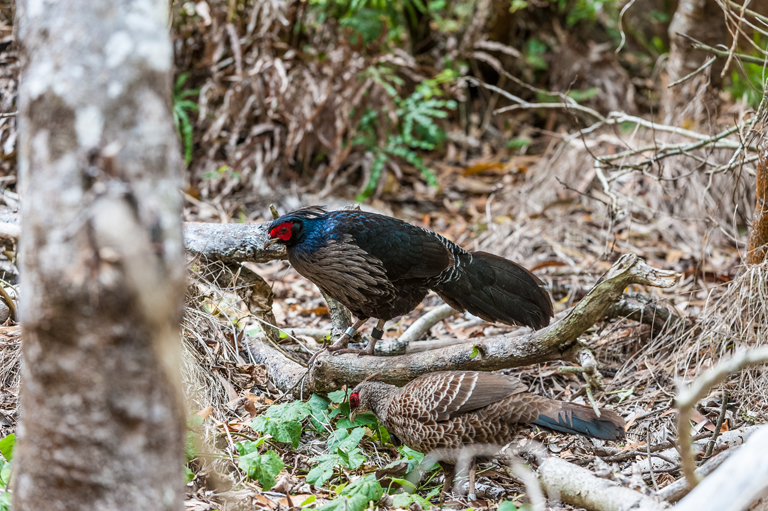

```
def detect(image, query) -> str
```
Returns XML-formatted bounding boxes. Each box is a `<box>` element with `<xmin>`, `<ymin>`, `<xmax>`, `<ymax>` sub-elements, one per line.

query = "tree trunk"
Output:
<box><xmin>747</xmin><ymin>142</ymin><xmax>768</xmax><ymax>264</ymax></box>
<box><xmin>13</xmin><ymin>1</ymin><xmax>186</xmax><ymax>510</ymax></box>
<box><xmin>662</xmin><ymin>0</ymin><xmax>726</xmax><ymax>124</ymax></box>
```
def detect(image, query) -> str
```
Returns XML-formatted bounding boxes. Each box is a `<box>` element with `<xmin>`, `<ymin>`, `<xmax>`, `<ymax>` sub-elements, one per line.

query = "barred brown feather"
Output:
<box><xmin>350</xmin><ymin>371</ymin><xmax>625</xmax><ymax>499</ymax></box>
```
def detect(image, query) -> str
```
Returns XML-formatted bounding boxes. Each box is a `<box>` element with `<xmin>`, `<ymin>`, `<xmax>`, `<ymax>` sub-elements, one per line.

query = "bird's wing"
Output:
<box><xmin>397</xmin><ymin>371</ymin><xmax>528</xmax><ymax>422</ymax></box>
<box><xmin>291</xmin><ymin>234</ymin><xmax>396</xmax><ymax>306</ymax></box>
<box><xmin>331</xmin><ymin>211</ymin><xmax>454</xmax><ymax>281</ymax></box>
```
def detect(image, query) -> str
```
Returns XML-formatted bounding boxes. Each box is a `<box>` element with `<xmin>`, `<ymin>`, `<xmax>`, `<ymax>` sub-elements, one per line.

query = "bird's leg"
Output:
<box><xmin>438</xmin><ymin>462</ymin><xmax>456</xmax><ymax>504</ymax></box>
<box><xmin>359</xmin><ymin>319</ymin><xmax>385</xmax><ymax>357</ymax></box>
<box><xmin>326</xmin><ymin>317</ymin><xmax>368</xmax><ymax>352</ymax></box>
<box><xmin>467</xmin><ymin>457</ymin><xmax>477</xmax><ymax>501</ymax></box>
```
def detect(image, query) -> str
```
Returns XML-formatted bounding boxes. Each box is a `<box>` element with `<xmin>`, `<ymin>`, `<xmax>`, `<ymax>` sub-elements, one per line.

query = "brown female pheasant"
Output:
<box><xmin>349</xmin><ymin>371</ymin><xmax>625</xmax><ymax>500</ymax></box>
<box><xmin>264</xmin><ymin>206</ymin><xmax>553</xmax><ymax>355</ymax></box>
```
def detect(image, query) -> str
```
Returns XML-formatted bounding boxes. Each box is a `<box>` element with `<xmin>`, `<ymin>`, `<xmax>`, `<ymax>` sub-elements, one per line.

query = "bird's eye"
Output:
<box><xmin>280</xmin><ymin>227</ymin><xmax>287</xmax><ymax>233</ymax></box>
<box><xmin>349</xmin><ymin>392</ymin><xmax>360</xmax><ymax>410</ymax></box>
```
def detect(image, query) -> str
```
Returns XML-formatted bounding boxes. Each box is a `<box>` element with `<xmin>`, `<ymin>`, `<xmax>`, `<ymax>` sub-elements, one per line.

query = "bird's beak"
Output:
<box><xmin>263</xmin><ymin>237</ymin><xmax>279</xmax><ymax>249</ymax></box>
<box><xmin>349</xmin><ymin>410</ymin><xmax>358</xmax><ymax>425</ymax></box>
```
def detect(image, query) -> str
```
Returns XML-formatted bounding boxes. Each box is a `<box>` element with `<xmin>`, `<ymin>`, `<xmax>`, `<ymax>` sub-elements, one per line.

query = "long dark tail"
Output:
<box><xmin>533</xmin><ymin>402</ymin><xmax>626</xmax><ymax>440</ymax></box>
<box><xmin>434</xmin><ymin>251</ymin><xmax>553</xmax><ymax>329</ymax></box>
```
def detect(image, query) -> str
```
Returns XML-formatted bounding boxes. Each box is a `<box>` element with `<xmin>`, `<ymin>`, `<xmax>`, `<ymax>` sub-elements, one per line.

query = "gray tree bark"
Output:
<box><xmin>13</xmin><ymin>1</ymin><xmax>186</xmax><ymax>510</ymax></box>
<box><xmin>663</xmin><ymin>0</ymin><xmax>727</xmax><ymax>124</ymax></box>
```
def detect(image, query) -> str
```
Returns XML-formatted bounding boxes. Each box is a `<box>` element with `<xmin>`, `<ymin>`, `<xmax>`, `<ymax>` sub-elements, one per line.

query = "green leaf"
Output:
<box><xmin>317</xmin><ymin>474</ymin><xmax>384</xmax><ymax>511</ymax></box>
<box><xmin>335</xmin><ymin>412</ymin><xmax>378</xmax><ymax>429</ymax></box>
<box><xmin>265</xmin><ymin>400</ymin><xmax>313</xmax><ymax>421</ymax></box>
<box><xmin>300</xmin><ymin>495</ymin><xmax>316</xmax><ymax>506</ymax></box>
<box><xmin>327</xmin><ymin>427</ymin><xmax>366</xmax><ymax>452</ymax></box>
<box><xmin>0</xmin><ymin>434</ymin><xmax>15</xmax><ymax>462</ymax></box>
<box><xmin>470</xmin><ymin>345</ymin><xmax>479</xmax><ymax>358</ymax></box>
<box><xmin>238</xmin><ymin>450</ymin><xmax>284</xmax><ymax>490</ymax></box>
<box><xmin>506</xmin><ymin>137</ymin><xmax>532</xmax><ymax>149</ymax></box>
<box><xmin>307</xmin><ymin>458</ymin><xmax>337</xmax><ymax>487</ymax></box>
<box><xmin>391</xmin><ymin>492</ymin><xmax>434</xmax><ymax>509</ymax></box>
<box><xmin>184</xmin><ymin>465</ymin><xmax>195</xmax><ymax>483</ymax></box>
<box><xmin>236</xmin><ymin>438</ymin><xmax>268</xmax><ymax>456</ymax></box>
<box><xmin>250</xmin><ymin>416</ymin><xmax>303</xmax><ymax>448</ymax></box>
<box><xmin>498</xmin><ymin>501</ymin><xmax>520</xmax><ymax>511</ymax></box>
<box><xmin>327</xmin><ymin>390</ymin><xmax>349</xmax><ymax>404</ymax></box>
<box><xmin>308</xmin><ymin>394</ymin><xmax>331</xmax><ymax>432</ymax></box>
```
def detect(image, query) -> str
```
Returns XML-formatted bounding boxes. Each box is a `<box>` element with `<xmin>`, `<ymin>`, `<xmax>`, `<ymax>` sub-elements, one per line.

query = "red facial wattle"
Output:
<box><xmin>349</xmin><ymin>392</ymin><xmax>360</xmax><ymax>410</ymax></box>
<box><xmin>270</xmin><ymin>221</ymin><xmax>293</xmax><ymax>241</ymax></box>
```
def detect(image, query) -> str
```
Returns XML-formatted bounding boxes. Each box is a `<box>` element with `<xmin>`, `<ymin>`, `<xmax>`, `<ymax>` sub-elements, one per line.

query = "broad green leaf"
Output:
<box><xmin>470</xmin><ymin>345</ymin><xmax>479</xmax><ymax>358</ymax></box>
<box><xmin>498</xmin><ymin>501</ymin><xmax>520</xmax><ymax>511</ymax></box>
<box><xmin>235</xmin><ymin>438</ymin><xmax>268</xmax><ymax>456</ymax></box>
<box><xmin>238</xmin><ymin>450</ymin><xmax>284</xmax><ymax>491</ymax></box>
<box><xmin>264</xmin><ymin>400</ymin><xmax>312</xmax><ymax>421</ymax></box>
<box><xmin>250</xmin><ymin>416</ymin><xmax>303</xmax><ymax>448</ymax></box>
<box><xmin>0</xmin><ymin>434</ymin><xmax>15</xmax><ymax>462</ymax></box>
<box><xmin>300</xmin><ymin>495</ymin><xmax>316</xmax><ymax>506</ymax></box>
<box><xmin>308</xmin><ymin>394</ymin><xmax>331</xmax><ymax>432</ymax></box>
<box><xmin>184</xmin><ymin>465</ymin><xmax>195</xmax><ymax>483</ymax></box>
<box><xmin>391</xmin><ymin>492</ymin><xmax>433</xmax><ymax>509</ymax></box>
<box><xmin>327</xmin><ymin>427</ymin><xmax>366</xmax><ymax>452</ymax></box>
<box><xmin>327</xmin><ymin>389</ymin><xmax>348</xmax><ymax>404</ymax></box>
<box><xmin>316</xmin><ymin>474</ymin><xmax>383</xmax><ymax>511</ymax></box>
<box><xmin>335</xmin><ymin>412</ymin><xmax>378</xmax><ymax>429</ymax></box>
<box><xmin>306</xmin><ymin>458</ymin><xmax>337</xmax><ymax>488</ymax></box>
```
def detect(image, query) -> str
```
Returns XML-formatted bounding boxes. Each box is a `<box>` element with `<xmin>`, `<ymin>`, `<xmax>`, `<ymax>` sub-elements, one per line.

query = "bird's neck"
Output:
<box><xmin>365</xmin><ymin>382</ymin><xmax>398</xmax><ymax>423</ymax></box>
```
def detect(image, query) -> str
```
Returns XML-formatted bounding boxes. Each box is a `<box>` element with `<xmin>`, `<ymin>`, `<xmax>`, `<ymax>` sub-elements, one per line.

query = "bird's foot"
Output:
<box><xmin>325</xmin><ymin>333</ymin><xmax>351</xmax><ymax>353</ymax></box>
<box><xmin>329</xmin><ymin>344</ymin><xmax>375</xmax><ymax>357</ymax></box>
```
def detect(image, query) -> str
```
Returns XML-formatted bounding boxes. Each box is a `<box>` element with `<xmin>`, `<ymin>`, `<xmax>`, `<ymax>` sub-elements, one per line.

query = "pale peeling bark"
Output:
<box><xmin>662</xmin><ymin>0</ymin><xmax>726</xmax><ymax>123</ymax></box>
<box><xmin>14</xmin><ymin>1</ymin><xmax>186</xmax><ymax>510</ymax></box>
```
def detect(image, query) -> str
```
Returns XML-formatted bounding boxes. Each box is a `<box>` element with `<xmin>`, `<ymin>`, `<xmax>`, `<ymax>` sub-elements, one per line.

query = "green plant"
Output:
<box><xmin>250</xmin><ymin>400</ymin><xmax>312</xmax><ymax>448</ymax></box>
<box><xmin>236</xmin><ymin>438</ymin><xmax>285</xmax><ymax>491</ymax></box>
<box><xmin>725</xmin><ymin>35</ymin><xmax>767</xmax><ymax>109</ymax></box>
<box><xmin>316</xmin><ymin>473</ymin><xmax>384</xmax><ymax>511</ymax></box>
<box><xmin>0</xmin><ymin>434</ymin><xmax>15</xmax><ymax>511</ymax></box>
<box><xmin>354</xmin><ymin>67</ymin><xmax>456</xmax><ymax>200</ymax></box>
<box><xmin>172</xmin><ymin>73</ymin><xmax>200</xmax><ymax>166</ymax></box>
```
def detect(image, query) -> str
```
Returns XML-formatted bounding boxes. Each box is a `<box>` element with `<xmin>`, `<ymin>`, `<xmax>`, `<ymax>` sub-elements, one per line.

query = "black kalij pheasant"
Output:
<box><xmin>264</xmin><ymin>206</ymin><xmax>553</xmax><ymax>355</ymax></box>
<box><xmin>349</xmin><ymin>371</ymin><xmax>625</xmax><ymax>500</ymax></box>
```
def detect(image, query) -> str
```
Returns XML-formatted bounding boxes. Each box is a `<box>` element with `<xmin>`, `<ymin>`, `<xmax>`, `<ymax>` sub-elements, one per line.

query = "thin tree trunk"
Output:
<box><xmin>13</xmin><ymin>1</ymin><xmax>186</xmax><ymax>510</ymax></box>
<box><xmin>747</xmin><ymin>142</ymin><xmax>768</xmax><ymax>264</ymax></box>
<box><xmin>663</xmin><ymin>0</ymin><xmax>726</xmax><ymax>124</ymax></box>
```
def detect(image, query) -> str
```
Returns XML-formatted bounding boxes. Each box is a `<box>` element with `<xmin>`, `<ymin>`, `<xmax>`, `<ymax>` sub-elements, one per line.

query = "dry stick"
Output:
<box><xmin>676</xmin><ymin>347</ymin><xmax>768</xmax><ymax>487</ymax></box>
<box><xmin>538</xmin><ymin>458</ymin><xmax>665</xmax><ymax>511</ymax></box>
<box><xmin>703</xmin><ymin>391</ymin><xmax>729</xmax><ymax>460</ymax></box>
<box><xmin>678</xmin><ymin>33</ymin><xmax>768</xmax><ymax>65</ymax></box>
<box><xmin>667</xmin><ymin>56</ymin><xmax>717</xmax><ymax>88</ymax></box>
<box><xmin>656</xmin><ymin>449</ymin><xmax>735</xmax><ymax>502</ymax></box>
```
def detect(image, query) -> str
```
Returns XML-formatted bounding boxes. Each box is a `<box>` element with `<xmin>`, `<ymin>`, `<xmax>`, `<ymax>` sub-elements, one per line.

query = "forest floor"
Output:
<box><xmin>175</xmin><ymin>133</ymin><xmax>760</xmax><ymax>510</ymax></box>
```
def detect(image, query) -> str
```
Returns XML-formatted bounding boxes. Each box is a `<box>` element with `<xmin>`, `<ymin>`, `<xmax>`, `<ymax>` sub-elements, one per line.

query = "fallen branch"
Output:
<box><xmin>305</xmin><ymin>254</ymin><xmax>678</xmax><ymax>392</ymax></box>
<box><xmin>674</xmin><ymin>425</ymin><xmax>768</xmax><ymax>511</ymax></box>
<box><xmin>631</xmin><ymin>426</ymin><xmax>756</xmax><ymax>475</ymax></box>
<box><xmin>656</xmin><ymin>448</ymin><xmax>734</xmax><ymax>503</ymax></box>
<box><xmin>676</xmin><ymin>348</ymin><xmax>768</xmax><ymax>486</ymax></box>
<box><xmin>538</xmin><ymin>458</ymin><xmax>665</xmax><ymax>511</ymax></box>
<box><xmin>184</xmin><ymin>221</ymin><xmax>286</xmax><ymax>264</ymax></box>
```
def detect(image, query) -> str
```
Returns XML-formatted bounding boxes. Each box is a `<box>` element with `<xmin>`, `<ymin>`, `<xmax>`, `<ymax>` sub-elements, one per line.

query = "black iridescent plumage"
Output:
<box><xmin>266</xmin><ymin>206</ymin><xmax>553</xmax><ymax>354</ymax></box>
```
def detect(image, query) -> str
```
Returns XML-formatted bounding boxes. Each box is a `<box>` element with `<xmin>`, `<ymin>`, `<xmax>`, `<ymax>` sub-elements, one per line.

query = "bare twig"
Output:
<box><xmin>668</xmin><ymin>56</ymin><xmax>717</xmax><ymax>88</ymax></box>
<box><xmin>703</xmin><ymin>391</ymin><xmax>729</xmax><ymax>460</ymax></box>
